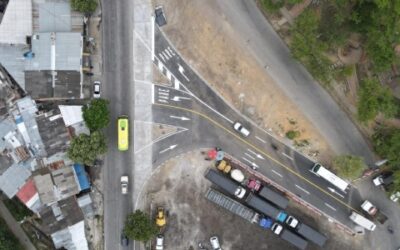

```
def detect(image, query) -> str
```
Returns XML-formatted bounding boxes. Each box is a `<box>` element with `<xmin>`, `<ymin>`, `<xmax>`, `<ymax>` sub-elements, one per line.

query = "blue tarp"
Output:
<box><xmin>73</xmin><ymin>163</ymin><xmax>90</xmax><ymax>191</ymax></box>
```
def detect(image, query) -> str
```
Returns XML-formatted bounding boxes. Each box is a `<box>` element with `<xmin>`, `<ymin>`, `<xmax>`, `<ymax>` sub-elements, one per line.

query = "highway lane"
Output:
<box><xmin>102</xmin><ymin>0</ymin><xmax>135</xmax><ymax>249</ymax></box>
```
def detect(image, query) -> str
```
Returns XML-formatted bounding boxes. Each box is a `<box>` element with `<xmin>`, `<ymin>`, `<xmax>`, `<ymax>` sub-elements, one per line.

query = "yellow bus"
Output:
<box><xmin>118</xmin><ymin>116</ymin><xmax>129</xmax><ymax>151</ymax></box>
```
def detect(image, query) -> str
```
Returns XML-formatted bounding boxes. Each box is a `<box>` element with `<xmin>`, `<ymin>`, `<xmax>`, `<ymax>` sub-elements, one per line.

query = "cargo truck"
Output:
<box><xmin>245</xmin><ymin>193</ymin><xmax>288</xmax><ymax>222</ymax></box>
<box><xmin>205</xmin><ymin>169</ymin><xmax>247</xmax><ymax>199</ymax></box>
<box><xmin>349</xmin><ymin>212</ymin><xmax>376</xmax><ymax>231</ymax></box>
<box><xmin>205</xmin><ymin>188</ymin><xmax>259</xmax><ymax>223</ymax></box>
<box><xmin>247</xmin><ymin>178</ymin><xmax>289</xmax><ymax>209</ymax></box>
<box><xmin>361</xmin><ymin>200</ymin><xmax>388</xmax><ymax>224</ymax></box>
<box><xmin>271</xmin><ymin>223</ymin><xmax>308</xmax><ymax>250</ymax></box>
<box><xmin>285</xmin><ymin>216</ymin><xmax>327</xmax><ymax>247</ymax></box>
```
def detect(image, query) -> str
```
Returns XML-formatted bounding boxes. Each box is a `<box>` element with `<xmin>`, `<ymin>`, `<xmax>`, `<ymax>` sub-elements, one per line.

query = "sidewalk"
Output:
<box><xmin>0</xmin><ymin>200</ymin><xmax>36</xmax><ymax>250</ymax></box>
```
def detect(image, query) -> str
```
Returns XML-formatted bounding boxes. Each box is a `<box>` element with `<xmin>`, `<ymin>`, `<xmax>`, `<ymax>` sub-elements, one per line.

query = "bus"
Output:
<box><xmin>118</xmin><ymin>116</ymin><xmax>129</xmax><ymax>151</ymax></box>
<box><xmin>311</xmin><ymin>163</ymin><xmax>349</xmax><ymax>192</ymax></box>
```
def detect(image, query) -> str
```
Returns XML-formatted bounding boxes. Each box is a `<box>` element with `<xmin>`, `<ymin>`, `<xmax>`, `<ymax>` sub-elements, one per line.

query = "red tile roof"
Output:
<box><xmin>16</xmin><ymin>179</ymin><xmax>37</xmax><ymax>204</ymax></box>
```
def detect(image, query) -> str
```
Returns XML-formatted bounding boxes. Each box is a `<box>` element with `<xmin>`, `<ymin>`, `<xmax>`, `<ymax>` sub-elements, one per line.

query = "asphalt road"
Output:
<box><xmin>102</xmin><ymin>0</ymin><xmax>135</xmax><ymax>249</ymax></box>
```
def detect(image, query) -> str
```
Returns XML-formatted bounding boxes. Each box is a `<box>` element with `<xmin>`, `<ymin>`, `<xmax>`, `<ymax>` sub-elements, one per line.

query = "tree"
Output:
<box><xmin>373</xmin><ymin>126</ymin><xmax>400</xmax><ymax>167</ymax></box>
<box><xmin>332</xmin><ymin>155</ymin><xmax>366</xmax><ymax>180</ymax></box>
<box><xmin>71</xmin><ymin>0</ymin><xmax>98</xmax><ymax>14</ymax></box>
<box><xmin>0</xmin><ymin>218</ymin><xmax>24</xmax><ymax>250</ymax></box>
<box><xmin>124</xmin><ymin>210</ymin><xmax>158</xmax><ymax>242</ymax></box>
<box><xmin>67</xmin><ymin>131</ymin><xmax>107</xmax><ymax>166</ymax></box>
<box><xmin>357</xmin><ymin>78</ymin><xmax>397</xmax><ymax>122</ymax></box>
<box><xmin>82</xmin><ymin>99</ymin><xmax>110</xmax><ymax>132</ymax></box>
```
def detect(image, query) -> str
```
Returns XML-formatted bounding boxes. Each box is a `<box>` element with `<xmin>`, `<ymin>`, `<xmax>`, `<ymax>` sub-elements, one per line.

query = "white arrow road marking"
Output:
<box><xmin>255</xmin><ymin>136</ymin><xmax>267</xmax><ymax>143</ymax></box>
<box><xmin>295</xmin><ymin>184</ymin><xmax>310</xmax><ymax>195</ymax></box>
<box><xmin>169</xmin><ymin>115</ymin><xmax>190</xmax><ymax>121</ymax></box>
<box><xmin>324</xmin><ymin>203</ymin><xmax>337</xmax><ymax>211</ymax></box>
<box><xmin>327</xmin><ymin>187</ymin><xmax>345</xmax><ymax>199</ymax></box>
<box><xmin>178</xmin><ymin>64</ymin><xmax>190</xmax><ymax>81</ymax></box>
<box><xmin>171</xmin><ymin>96</ymin><xmax>191</xmax><ymax>102</ymax></box>
<box><xmin>271</xmin><ymin>169</ymin><xmax>283</xmax><ymax>178</ymax></box>
<box><xmin>159</xmin><ymin>144</ymin><xmax>178</xmax><ymax>154</ymax></box>
<box><xmin>247</xmin><ymin>149</ymin><xmax>265</xmax><ymax>160</ymax></box>
<box><xmin>242</xmin><ymin>157</ymin><xmax>259</xmax><ymax>170</ymax></box>
<box><xmin>244</xmin><ymin>152</ymin><xmax>255</xmax><ymax>160</ymax></box>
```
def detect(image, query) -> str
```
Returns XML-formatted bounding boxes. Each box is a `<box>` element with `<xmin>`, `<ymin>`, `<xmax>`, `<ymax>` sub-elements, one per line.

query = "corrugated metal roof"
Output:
<box><xmin>73</xmin><ymin>164</ymin><xmax>90</xmax><ymax>191</ymax></box>
<box><xmin>38</xmin><ymin>2</ymin><xmax>71</xmax><ymax>32</ymax></box>
<box><xmin>0</xmin><ymin>44</ymin><xmax>27</xmax><ymax>89</ymax></box>
<box><xmin>0</xmin><ymin>163</ymin><xmax>31</xmax><ymax>198</ymax></box>
<box><xmin>16</xmin><ymin>178</ymin><xmax>37</xmax><ymax>203</ymax></box>
<box><xmin>58</xmin><ymin>105</ymin><xmax>83</xmax><ymax>126</ymax></box>
<box><xmin>0</xmin><ymin>0</ymin><xmax>32</xmax><ymax>44</ymax></box>
<box><xmin>25</xmin><ymin>32</ymin><xmax>81</xmax><ymax>71</ymax></box>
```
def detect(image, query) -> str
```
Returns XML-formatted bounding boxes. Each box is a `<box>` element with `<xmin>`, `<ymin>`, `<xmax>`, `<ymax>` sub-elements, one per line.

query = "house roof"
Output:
<box><xmin>38</xmin><ymin>2</ymin><xmax>71</xmax><ymax>33</ymax></box>
<box><xmin>0</xmin><ymin>163</ymin><xmax>31</xmax><ymax>198</ymax></box>
<box><xmin>25</xmin><ymin>32</ymin><xmax>82</xmax><ymax>71</ymax></box>
<box><xmin>0</xmin><ymin>0</ymin><xmax>32</xmax><ymax>44</ymax></box>
<box><xmin>34</xmin><ymin>172</ymin><xmax>56</xmax><ymax>204</ymax></box>
<box><xmin>58</xmin><ymin>105</ymin><xmax>83</xmax><ymax>126</ymax></box>
<box><xmin>73</xmin><ymin>164</ymin><xmax>90</xmax><ymax>191</ymax></box>
<box><xmin>16</xmin><ymin>178</ymin><xmax>37</xmax><ymax>203</ymax></box>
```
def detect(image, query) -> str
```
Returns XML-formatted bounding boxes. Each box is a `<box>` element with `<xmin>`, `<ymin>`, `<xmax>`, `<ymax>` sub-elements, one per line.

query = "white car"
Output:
<box><xmin>233</xmin><ymin>122</ymin><xmax>250</xmax><ymax>137</ymax></box>
<box><xmin>121</xmin><ymin>176</ymin><xmax>128</xmax><ymax>194</ymax></box>
<box><xmin>93</xmin><ymin>81</ymin><xmax>101</xmax><ymax>98</ymax></box>
<box><xmin>155</xmin><ymin>234</ymin><xmax>164</xmax><ymax>250</ymax></box>
<box><xmin>210</xmin><ymin>236</ymin><xmax>221</xmax><ymax>250</ymax></box>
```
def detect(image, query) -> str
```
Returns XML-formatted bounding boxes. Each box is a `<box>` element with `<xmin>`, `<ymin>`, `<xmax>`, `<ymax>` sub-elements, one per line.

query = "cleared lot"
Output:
<box><xmin>137</xmin><ymin>150</ymin><xmax>362</xmax><ymax>249</ymax></box>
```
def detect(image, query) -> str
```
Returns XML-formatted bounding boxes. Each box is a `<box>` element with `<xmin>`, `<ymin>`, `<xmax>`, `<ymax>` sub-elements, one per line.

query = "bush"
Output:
<box><xmin>71</xmin><ymin>0</ymin><xmax>98</xmax><ymax>14</ymax></box>
<box><xmin>286</xmin><ymin>130</ymin><xmax>300</xmax><ymax>140</ymax></box>
<box><xmin>332</xmin><ymin>155</ymin><xmax>366</xmax><ymax>180</ymax></box>
<box><xmin>124</xmin><ymin>210</ymin><xmax>158</xmax><ymax>242</ymax></box>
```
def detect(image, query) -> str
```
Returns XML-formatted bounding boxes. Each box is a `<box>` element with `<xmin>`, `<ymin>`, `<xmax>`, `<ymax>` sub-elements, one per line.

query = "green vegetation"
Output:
<box><xmin>286</xmin><ymin>130</ymin><xmax>300</xmax><ymax>140</ymax></box>
<box><xmin>3</xmin><ymin>198</ymin><xmax>33</xmax><ymax>221</ymax></box>
<box><xmin>0</xmin><ymin>217</ymin><xmax>24</xmax><ymax>250</ymax></box>
<box><xmin>373</xmin><ymin>126</ymin><xmax>400</xmax><ymax>167</ymax></box>
<box><xmin>260</xmin><ymin>0</ymin><xmax>285</xmax><ymax>13</ymax></box>
<box><xmin>357</xmin><ymin>78</ymin><xmax>397</xmax><ymax>122</ymax></box>
<box><xmin>332</xmin><ymin>155</ymin><xmax>366</xmax><ymax>180</ymax></box>
<box><xmin>82</xmin><ymin>99</ymin><xmax>110</xmax><ymax>132</ymax></box>
<box><xmin>124</xmin><ymin>210</ymin><xmax>158</xmax><ymax>242</ymax></box>
<box><xmin>71</xmin><ymin>0</ymin><xmax>98</xmax><ymax>14</ymax></box>
<box><xmin>67</xmin><ymin>131</ymin><xmax>107</xmax><ymax>166</ymax></box>
<box><xmin>290</xmin><ymin>10</ymin><xmax>332</xmax><ymax>84</ymax></box>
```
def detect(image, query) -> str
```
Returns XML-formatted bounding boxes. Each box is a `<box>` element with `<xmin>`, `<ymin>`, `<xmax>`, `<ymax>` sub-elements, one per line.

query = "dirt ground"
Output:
<box><xmin>153</xmin><ymin>0</ymin><xmax>334</xmax><ymax>164</ymax></box>
<box><xmin>137</xmin><ymin>151</ymin><xmax>362</xmax><ymax>250</ymax></box>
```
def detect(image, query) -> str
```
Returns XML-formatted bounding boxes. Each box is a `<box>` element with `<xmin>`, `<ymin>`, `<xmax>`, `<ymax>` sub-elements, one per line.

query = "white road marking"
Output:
<box><xmin>171</xmin><ymin>96</ymin><xmax>191</xmax><ymax>102</ymax></box>
<box><xmin>169</xmin><ymin>115</ymin><xmax>190</xmax><ymax>121</ymax></box>
<box><xmin>174</xmin><ymin>80</ymin><xmax>180</xmax><ymax>90</ymax></box>
<box><xmin>166</xmin><ymin>71</ymin><xmax>172</xmax><ymax>81</ymax></box>
<box><xmin>167</xmin><ymin>46</ymin><xmax>175</xmax><ymax>55</ymax></box>
<box><xmin>241</xmin><ymin>157</ymin><xmax>259</xmax><ymax>170</ymax></box>
<box><xmin>247</xmin><ymin>148</ymin><xmax>265</xmax><ymax>160</ymax></box>
<box><xmin>159</xmin><ymin>144</ymin><xmax>178</xmax><ymax>154</ymax></box>
<box><xmin>158</xmin><ymin>99</ymin><xmax>168</xmax><ymax>103</ymax></box>
<box><xmin>151</xmin><ymin>16</ymin><xmax>155</xmax><ymax>60</ymax></box>
<box><xmin>158</xmin><ymin>53</ymin><xmax>165</xmax><ymax>62</ymax></box>
<box><xmin>327</xmin><ymin>187</ymin><xmax>345</xmax><ymax>199</ymax></box>
<box><xmin>255</xmin><ymin>136</ymin><xmax>267</xmax><ymax>143</ymax></box>
<box><xmin>158</xmin><ymin>95</ymin><xmax>169</xmax><ymax>100</ymax></box>
<box><xmin>282</xmin><ymin>152</ymin><xmax>294</xmax><ymax>161</ymax></box>
<box><xmin>244</xmin><ymin>152</ymin><xmax>255</xmax><ymax>160</ymax></box>
<box><xmin>164</xmin><ymin>49</ymin><xmax>172</xmax><ymax>57</ymax></box>
<box><xmin>158</xmin><ymin>91</ymin><xmax>169</xmax><ymax>96</ymax></box>
<box><xmin>151</xmin><ymin>84</ymin><xmax>154</xmax><ymax>104</ymax></box>
<box><xmin>271</xmin><ymin>169</ymin><xmax>283</xmax><ymax>178</ymax></box>
<box><xmin>324</xmin><ymin>203</ymin><xmax>337</xmax><ymax>211</ymax></box>
<box><xmin>158</xmin><ymin>61</ymin><xmax>164</xmax><ymax>70</ymax></box>
<box><xmin>162</xmin><ymin>51</ymin><xmax>170</xmax><ymax>60</ymax></box>
<box><xmin>157</xmin><ymin>88</ymin><xmax>170</xmax><ymax>93</ymax></box>
<box><xmin>295</xmin><ymin>184</ymin><xmax>310</xmax><ymax>195</ymax></box>
<box><xmin>178</xmin><ymin>64</ymin><xmax>190</xmax><ymax>82</ymax></box>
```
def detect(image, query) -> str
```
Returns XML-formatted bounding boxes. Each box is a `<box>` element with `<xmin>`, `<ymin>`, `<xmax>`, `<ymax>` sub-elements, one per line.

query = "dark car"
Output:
<box><xmin>155</xmin><ymin>6</ymin><xmax>167</xmax><ymax>26</ymax></box>
<box><xmin>121</xmin><ymin>233</ymin><xmax>129</xmax><ymax>246</ymax></box>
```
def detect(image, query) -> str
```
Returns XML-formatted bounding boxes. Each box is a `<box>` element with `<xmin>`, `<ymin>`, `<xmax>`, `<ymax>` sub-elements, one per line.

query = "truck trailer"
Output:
<box><xmin>245</xmin><ymin>193</ymin><xmax>288</xmax><ymax>222</ymax></box>
<box><xmin>205</xmin><ymin>168</ymin><xmax>247</xmax><ymax>199</ymax></box>
<box><xmin>271</xmin><ymin>223</ymin><xmax>308</xmax><ymax>250</ymax></box>
<box><xmin>258</xmin><ymin>186</ymin><xmax>289</xmax><ymax>209</ymax></box>
<box><xmin>205</xmin><ymin>188</ymin><xmax>259</xmax><ymax>223</ymax></box>
<box><xmin>295</xmin><ymin>223</ymin><xmax>327</xmax><ymax>247</ymax></box>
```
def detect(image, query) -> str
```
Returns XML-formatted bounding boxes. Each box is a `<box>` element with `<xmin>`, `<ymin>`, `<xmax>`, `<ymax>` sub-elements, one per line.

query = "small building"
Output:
<box><xmin>16</xmin><ymin>178</ymin><xmax>42</xmax><ymax>213</ymax></box>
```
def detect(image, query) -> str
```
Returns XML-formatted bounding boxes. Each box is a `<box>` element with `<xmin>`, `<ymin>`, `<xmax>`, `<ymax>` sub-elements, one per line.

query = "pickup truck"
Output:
<box><xmin>361</xmin><ymin>200</ymin><xmax>388</xmax><ymax>224</ymax></box>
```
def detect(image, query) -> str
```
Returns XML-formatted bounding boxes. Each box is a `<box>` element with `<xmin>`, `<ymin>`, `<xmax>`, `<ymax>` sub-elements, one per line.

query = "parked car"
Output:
<box><xmin>93</xmin><ymin>81</ymin><xmax>100</xmax><ymax>98</ymax></box>
<box><xmin>121</xmin><ymin>176</ymin><xmax>128</xmax><ymax>194</ymax></box>
<box><xmin>120</xmin><ymin>233</ymin><xmax>129</xmax><ymax>246</ymax></box>
<box><xmin>373</xmin><ymin>172</ymin><xmax>393</xmax><ymax>187</ymax></box>
<box><xmin>155</xmin><ymin>234</ymin><xmax>164</xmax><ymax>250</ymax></box>
<box><xmin>233</xmin><ymin>122</ymin><xmax>250</xmax><ymax>137</ymax></box>
<box><xmin>391</xmin><ymin>191</ymin><xmax>400</xmax><ymax>202</ymax></box>
<box><xmin>156</xmin><ymin>207</ymin><xmax>166</xmax><ymax>227</ymax></box>
<box><xmin>210</xmin><ymin>236</ymin><xmax>221</xmax><ymax>250</ymax></box>
<box><xmin>155</xmin><ymin>6</ymin><xmax>167</xmax><ymax>26</ymax></box>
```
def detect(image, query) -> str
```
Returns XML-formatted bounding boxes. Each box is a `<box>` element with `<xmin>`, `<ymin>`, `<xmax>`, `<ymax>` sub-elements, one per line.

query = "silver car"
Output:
<box><xmin>233</xmin><ymin>122</ymin><xmax>250</xmax><ymax>137</ymax></box>
<box><xmin>93</xmin><ymin>81</ymin><xmax>101</xmax><ymax>98</ymax></box>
